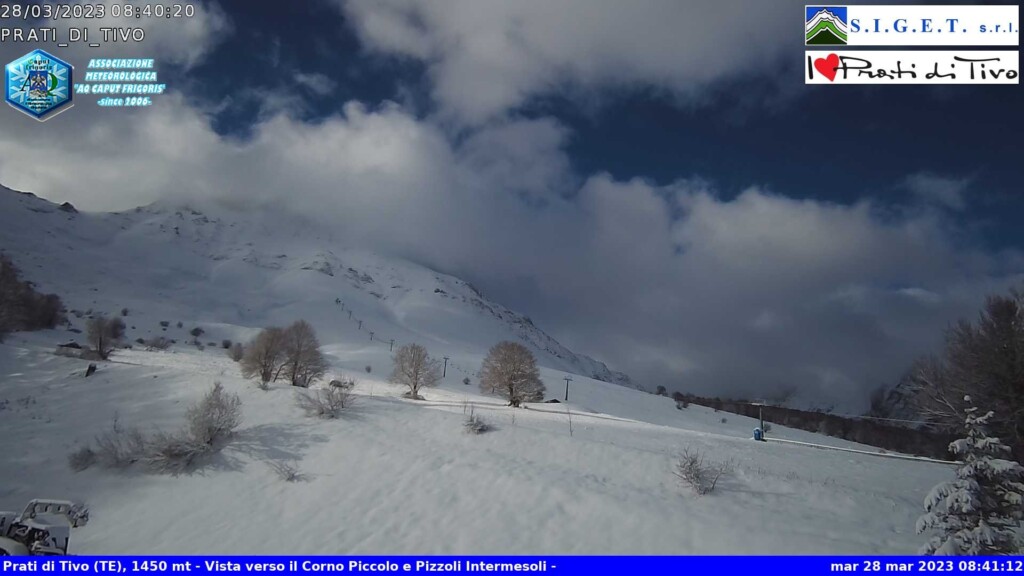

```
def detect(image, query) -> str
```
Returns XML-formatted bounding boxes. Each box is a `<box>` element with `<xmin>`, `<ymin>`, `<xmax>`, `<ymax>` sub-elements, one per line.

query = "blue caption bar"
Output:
<box><xmin>2</xmin><ymin>557</ymin><xmax>1023</xmax><ymax>576</ymax></box>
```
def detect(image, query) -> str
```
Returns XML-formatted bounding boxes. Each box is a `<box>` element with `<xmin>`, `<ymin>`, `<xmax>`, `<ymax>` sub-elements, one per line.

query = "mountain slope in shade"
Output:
<box><xmin>0</xmin><ymin>185</ymin><xmax>635</xmax><ymax>389</ymax></box>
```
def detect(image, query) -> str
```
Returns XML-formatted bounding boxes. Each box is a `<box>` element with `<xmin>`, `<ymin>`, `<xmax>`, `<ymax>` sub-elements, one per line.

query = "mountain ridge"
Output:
<box><xmin>0</xmin><ymin>185</ymin><xmax>637</xmax><ymax>390</ymax></box>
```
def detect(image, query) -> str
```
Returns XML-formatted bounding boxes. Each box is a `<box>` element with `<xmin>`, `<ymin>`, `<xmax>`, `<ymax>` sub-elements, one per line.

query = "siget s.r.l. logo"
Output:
<box><xmin>5</xmin><ymin>49</ymin><xmax>74</xmax><ymax>121</ymax></box>
<box><xmin>806</xmin><ymin>6</ymin><xmax>849</xmax><ymax>45</ymax></box>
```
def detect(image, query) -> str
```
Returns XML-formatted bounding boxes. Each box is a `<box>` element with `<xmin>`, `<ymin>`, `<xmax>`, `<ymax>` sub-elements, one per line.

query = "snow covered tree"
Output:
<box><xmin>479</xmin><ymin>341</ymin><xmax>545</xmax><ymax>407</ymax></box>
<box><xmin>917</xmin><ymin>396</ymin><xmax>1024</xmax><ymax>555</ymax></box>
<box><xmin>390</xmin><ymin>343</ymin><xmax>440</xmax><ymax>399</ymax></box>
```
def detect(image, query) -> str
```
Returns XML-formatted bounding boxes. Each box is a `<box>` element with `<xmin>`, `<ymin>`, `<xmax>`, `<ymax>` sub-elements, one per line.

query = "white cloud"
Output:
<box><xmin>340</xmin><ymin>0</ymin><xmax>802</xmax><ymax>124</ymax></box>
<box><xmin>294</xmin><ymin>72</ymin><xmax>337</xmax><ymax>96</ymax></box>
<box><xmin>905</xmin><ymin>172</ymin><xmax>970</xmax><ymax>211</ymax></box>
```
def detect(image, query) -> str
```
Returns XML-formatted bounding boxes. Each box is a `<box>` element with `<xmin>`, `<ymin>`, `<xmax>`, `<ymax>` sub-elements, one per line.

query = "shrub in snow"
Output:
<box><xmin>917</xmin><ymin>397</ymin><xmax>1024</xmax><ymax>555</ymax></box>
<box><xmin>72</xmin><ymin>383</ymin><xmax>244</xmax><ymax>475</ymax></box>
<box><xmin>296</xmin><ymin>387</ymin><xmax>353</xmax><ymax>419</ymax></box>
<box><xmin>91</xmin><ymin>419</ymin><xmax>146</xmax><ymax>469</ymax></box>
<box><xmin>390</xmin><ymin>343</ymin><xmax>441</xmax><ymax>400</ymax></box>
<box><xmin>145</xmin><ymin>431</ymin><xmax>209</xmax><ymax>474</ymax></box>
<box><xmin>674</xmin><ymin>447</ymin><xmax>730</xmax><ymax>496</ymax></box>
<box><xmin>479</xmin><ymin>341</ymin><xmax>545</xmax><ymax>407</ymax></box>
<box><xmin>268</xmin><ymin>460</ymin><xmax>307</xmax><ymax>482</ymax></box>
<box><xmin>159</xmin><ymin>321</ymin><xmax>169</xmax><ymax>328</ymax></box>
<box><xmin>221</xmin><ymin>339</ymin><xmax>232</xmax><ymax>349</ymax></box>
<box><xmin>68</xmin><ymin>446</ymin><xmax>97</xmax><ymax>472</ymax></box>
<box><xmin>121</xmin><ymin>308</ymin><xmax>129</xmax><ymax>317</ymax></box>
<box><xmin>463</xmin><ymin>377</ymin><xmax>471</xmax><ymax>386</ymax></box>
<box><xmin>176</xmin><ymin>321</ymin><xmax>183</xmax><ymax>328</ymax></box>
<box><xmin>187</xmin><ymin>382</ymin><xmax>242</xmax><ymax>446</ymax></box>
<box><xmin>143</xmin><ymin>336</ymin><xmax>172</xmax><ymax>350</ymax></box>
<box><xmin>365</xmin><ymin>365</ymin><xmax>372</xmax><ymax>374</ymax></box>
<box><xmin>329</xmin><ymin>377</ymin><xmax>355</xmax><ymax>391</ymax></box>
<box><xmin>228</xmin><ymin>342</ymin><xmax>244</xmax><ymax>362</ymax></box>
<box><xmin>464</xmin><ymin>412</ymin><xmax>492</xmax><ymax>435</ymax></box>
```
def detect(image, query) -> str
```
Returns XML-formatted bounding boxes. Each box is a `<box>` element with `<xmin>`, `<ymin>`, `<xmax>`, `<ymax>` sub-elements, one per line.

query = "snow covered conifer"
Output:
<box><xmin>917</xmin><ymin>396</ymin><xmax>1024</xmax><ymax>555</ymax></box>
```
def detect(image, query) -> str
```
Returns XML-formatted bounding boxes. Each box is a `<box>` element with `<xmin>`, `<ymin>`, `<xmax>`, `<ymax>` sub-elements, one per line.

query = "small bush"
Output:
<box><xmin>176</xmin><ymin>321</ymin><xmax>183</xmax><ymax>328</ymax></box>
<box><xmin>68</xmin><ymin>446</ymin><xmax>96</xmax><ymax>471</ymax></box>
<box><xmin>159</xmin><ymin>321</ymin><xmax>170</xmax><ymax>328</ymax></box>
<box><xmin>135</xmin><ymin>337</ymin><xmax>145</xmax><ymax>345</ymax></box>
<box><xmin>187</xmin><ymin>382</ymin><xmax>242</xmax><ymax>446</ymax></box>
<box><xmin>365</xmin><ymin>365</ymin><xmax>372</xmax><ymax>374</ymax></box>
<box><xmin>674</xmin><ymin>448</ymin><xmax>730</xmax><ymax>496</ymax></box>
<box><xmin>329</xmin><ymin>377</ymin><xmax>355</xmax><ymax>391</ymax></box>
<box><xmin>144</xmin><ymin>431</ymin><xmax>209</xmax><ymax>474</ymax></box>
<box><xmin>464</xmin><ymin>410</ymin><xmax>492</xmax><ymax>435</ymax></box>
<box><xmin>222</xmin><ymin>339</ymin><xmax>232</xmax><ymax>349</ymax></box>
<box><xmin>463</xmin><ymin>377</ymin><xmax>471</xmax><ymax>386</ymax></box>
<box><xmin>228</xmin><ymin>342</ymin><xmax>244</xmax><ymax>362</ymax></box>
<box><xmin>190</xmin><ymin>327</ymin><xmax>204</xmax><ymax>337</ymax></box>
<box><xmin>121</xmin><ymin>308</ymin><xmax>129</xmax><ymax>317</ymax></box>
<box><xmin>68</xmin><ymin>384</ymin><xmax>241</xmax><ymax>475</ymax></box>
<box><xmin>143</xmin><ymin>336</ymin><xmax>172</xmax><ymax>350</ymax></box>
<box><xmin>296</xmin><ymin>387</ymin><xmax>353</xmax><ymax>419</ymax></box>
<box><xmin>92</xmin><ymin>422</ymin><xmax>146</xmax><ymax>469</ymax></box>
<box><xmin>268</xmin><ymin>460</ymin><xmax>307</xmax><ymax>482</ymax></box>
<box><xmin>720</xmin><ymin>417</ymin><xmax>727</xmax><ymax>424</ymax></box>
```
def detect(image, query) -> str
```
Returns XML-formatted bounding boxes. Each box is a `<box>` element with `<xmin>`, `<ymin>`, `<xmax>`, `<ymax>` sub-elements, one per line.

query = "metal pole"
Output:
<box><xmin>389</xmin><ymin>339</ymin><xmax>394</xmax><ymax>352</ymax></box>
<box><xmin>443</xmin><ymin>356</ymin><xmax>449</xmax><ymax>378</ymax></box>
<box><xmin>564</xmin><ymin>376</ymin><xmax>572</xmax><ymax>402</ymax></box>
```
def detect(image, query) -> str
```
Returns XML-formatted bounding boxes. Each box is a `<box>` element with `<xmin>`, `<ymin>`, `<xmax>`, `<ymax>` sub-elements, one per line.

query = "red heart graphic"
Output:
<box><xmin>814</xmin><ymin>53</ymin><xmax>840</xmax><ymax>81</ymax></box>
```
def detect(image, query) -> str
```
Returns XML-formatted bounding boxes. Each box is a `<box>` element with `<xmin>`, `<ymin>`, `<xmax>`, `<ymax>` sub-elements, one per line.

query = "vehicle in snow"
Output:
<box><xmin>0</xmin><ymin>500</ymin><xmax>89</xmax><ymax>555</ymax></box>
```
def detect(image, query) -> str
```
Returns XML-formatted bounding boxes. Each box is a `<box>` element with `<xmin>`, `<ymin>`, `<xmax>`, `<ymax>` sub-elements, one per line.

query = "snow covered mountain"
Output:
<box><xmin>0</xmin><ymin>185</ymin><xmax>633</xmax><ymax>389</ymax></box>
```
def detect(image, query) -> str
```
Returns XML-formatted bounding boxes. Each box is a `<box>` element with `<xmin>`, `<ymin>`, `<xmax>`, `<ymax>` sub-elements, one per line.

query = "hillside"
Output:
<box><xmin>0</xmin><ymin>186</ymin><xmax>632</xmax><ymax>389</ymax></box>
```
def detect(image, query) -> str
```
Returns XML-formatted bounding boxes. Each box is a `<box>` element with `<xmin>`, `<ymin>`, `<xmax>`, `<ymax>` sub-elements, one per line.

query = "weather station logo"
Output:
<box><xmin>5</xmin><ymin>49</ymin><xmax>73</xmax><ymax>121</ymax></box>
<box><xmin>806</xmin><ymin>6</ymin><xmax>849</xmax><ymax>45</ymax></box>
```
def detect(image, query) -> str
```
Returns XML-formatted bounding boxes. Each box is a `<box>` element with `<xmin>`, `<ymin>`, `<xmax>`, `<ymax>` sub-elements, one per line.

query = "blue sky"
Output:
<box><xmin>176</xmin><ymin>0</ymin><xmax>1023</xmax><ymax>249</ymax></box>
<box><xmin>1</xmin><ymin>0</ymin><xmax>1021</xmax><ymax>408</ymax></box>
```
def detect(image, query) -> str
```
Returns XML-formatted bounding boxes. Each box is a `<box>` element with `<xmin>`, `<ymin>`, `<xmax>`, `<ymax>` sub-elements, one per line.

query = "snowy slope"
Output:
<box><xmin>0</xmin><ymin>185</ymin><xmax>956</xmax><ymax>554</ymax></box>
<box><xmin>0</xmin><ymin>186</ymin><xmax>632</xmax><ymax>389</ymax></box>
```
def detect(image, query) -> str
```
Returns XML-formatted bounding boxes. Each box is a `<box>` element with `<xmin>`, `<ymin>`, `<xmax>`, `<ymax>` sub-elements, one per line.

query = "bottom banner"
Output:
<box><xmin>2</xmin><ymin>557</ymin><xmax>1022</xmax><ymax>576</ymax></box>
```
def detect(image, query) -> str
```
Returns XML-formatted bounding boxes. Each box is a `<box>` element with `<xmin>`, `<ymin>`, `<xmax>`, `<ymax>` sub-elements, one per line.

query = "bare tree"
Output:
<box><xmin>906</xmin><ymin>287</ymin><xmax>1024</xmax><ymax>458</ymax></box>
<box><xmin>281</xmin><ymin>320</ymin><xmax>328</xmax><ymax>387</ymax></box>
<box><xmin>389</xmin><ymin>343</ymin><xmax>440</xmax><ymax>399</ymax></box>
<box><xmin>86</xmin><ymin>316</ymin><xmax>122</xmax><ymax>359</ymax></box>
<box><xmin>240</xmin><ymin>327</ymin><xmax>286</xmax><ymax>385</ymax></box>
<box><xmin>479</xmin><ymin>341</ymin><xmax>545</xmax><ymax>407</ymax></box>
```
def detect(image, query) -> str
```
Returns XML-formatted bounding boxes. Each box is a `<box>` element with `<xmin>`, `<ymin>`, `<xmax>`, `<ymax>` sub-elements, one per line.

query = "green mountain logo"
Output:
<box><xmin>805</xmin><ymin>7</ymin><xmax>848</xmax><ymax>46</ymax></box>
